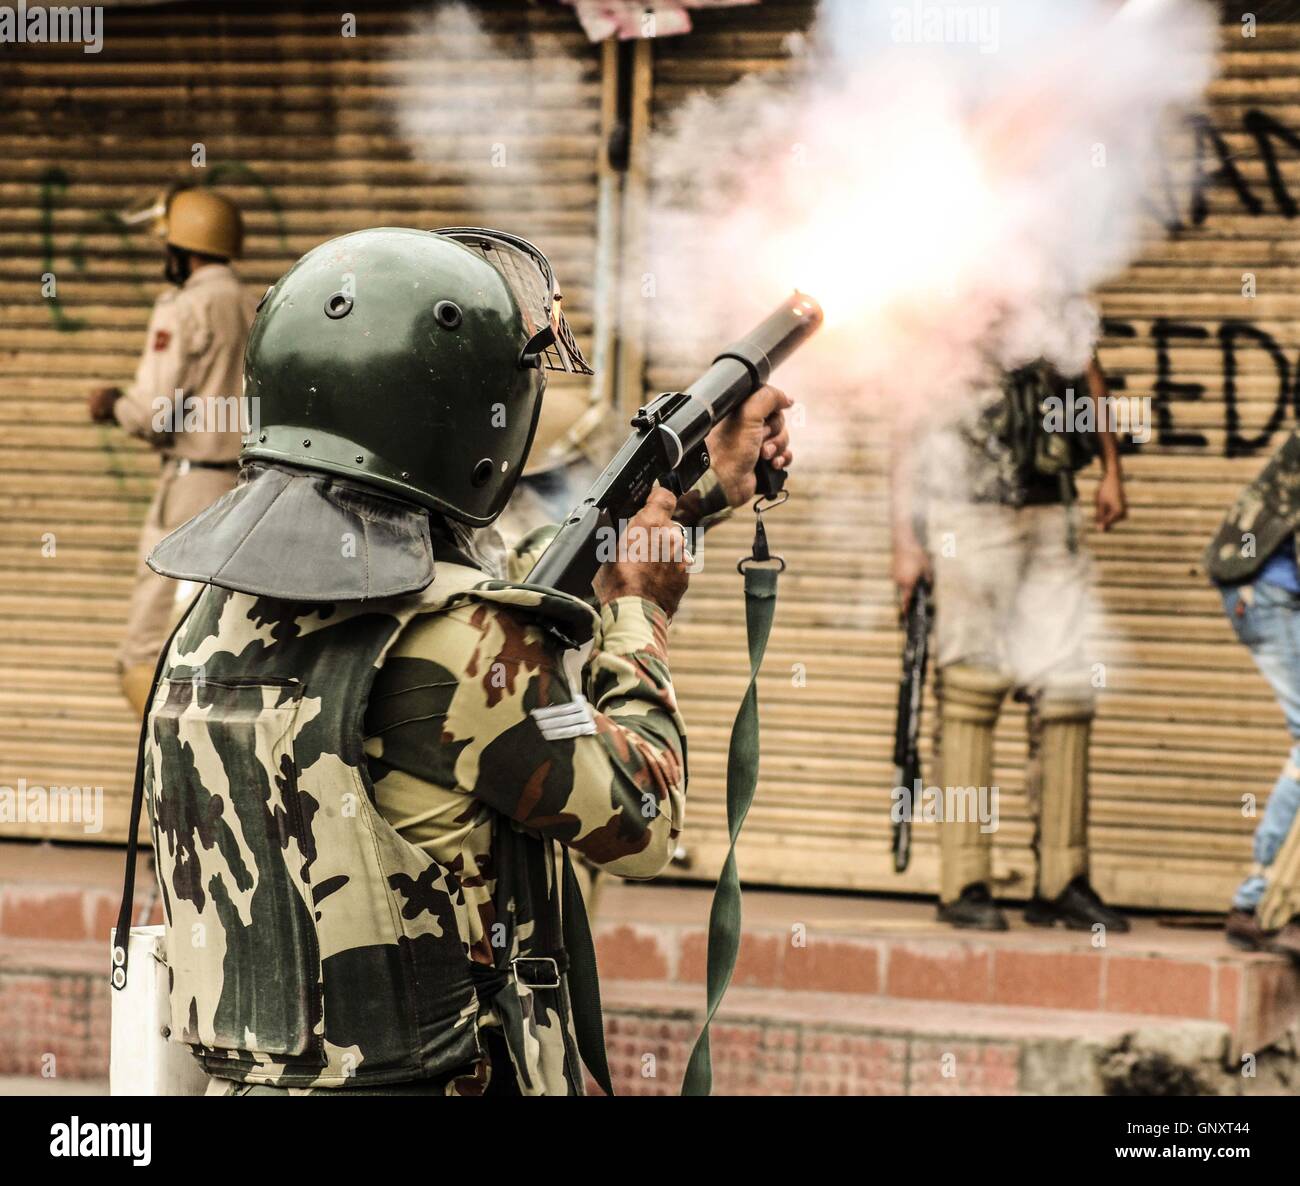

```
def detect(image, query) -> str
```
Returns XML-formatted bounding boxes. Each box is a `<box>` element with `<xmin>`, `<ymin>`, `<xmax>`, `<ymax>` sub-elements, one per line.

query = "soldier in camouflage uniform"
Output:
<box><xmin>130</xmin><ymin>227</ymin><xmax>793</xmax><ymax>1095</ymax></box>
<box><xmin>1206</xmin><ymin>430</ymin><xmax>1300</xmax><ymax>961</ymax></box>
<box><xmin>892</xmin><ymin>355</ymin><xmax>1129</xmax><ymax>931</ymax></box>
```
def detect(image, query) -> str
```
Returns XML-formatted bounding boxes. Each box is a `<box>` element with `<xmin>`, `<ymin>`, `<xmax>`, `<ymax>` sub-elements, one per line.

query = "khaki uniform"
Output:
<box><xmin>923</xmin><ymin>367</ymin><xmax>1098</xmax><ymax>905</ymax></box>
<box><xmin>928</xmin><ymin>499</ymin><xmax>1092</xmax><ymax>687</ymax></box>
<box><xmin>929</xmin><ymin>498</ymin><xmax>1096</xmax><ymax>903</ymax></box>
<box><xmin>115</xmin><ymin>264</ymin><xmax>253</xmax><ymax>675</ymax></box>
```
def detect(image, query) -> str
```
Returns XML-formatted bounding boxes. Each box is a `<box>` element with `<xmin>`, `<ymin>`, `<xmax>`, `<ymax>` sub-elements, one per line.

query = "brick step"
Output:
<box><xmin>0</xmin><ymin>839</ymin><xmax>174</xmax><ymax>1085</ymax></box>
<box><xmin>0</xmin><ymin>939</ymin><xmax>109</xmax><ymax>1082</ymax></box>
<box><xmin>592</xmin><ymin>883</ymin><xmax>1300</xmax><ymax>1058</ymax></box>
<box><xmin>0</xmin><ymin>844</ymin><xmax>162</xmax><ymax>947</ymax></box>
<box><xmin>601</xmin><ymin>980</ymin><xmax>1235</xmax><ymax>1096</ymax></box>
<box><xmin>1</xmin><ymin>842</ymin><xmax>1297</xmax><ymax>1093</ymax></box>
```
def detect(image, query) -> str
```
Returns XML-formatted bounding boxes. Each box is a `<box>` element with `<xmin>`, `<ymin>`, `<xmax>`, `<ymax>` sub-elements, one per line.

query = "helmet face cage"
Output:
<box><xmin>433</xmin><ymin>227</ymin><xmax>593</xmax><ymax>375</ymax></box>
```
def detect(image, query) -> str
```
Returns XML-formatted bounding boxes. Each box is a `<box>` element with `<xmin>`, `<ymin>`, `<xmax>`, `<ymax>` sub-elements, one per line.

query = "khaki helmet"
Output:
<box><xmin>164</xmin><ymin>188</ymin><xmax>243</xmax><ymax>258</ymax></box>
<box><xmin>122</xmin><ymin>186</ymin><xmax>243</xmax><ymax>258</ymax></box>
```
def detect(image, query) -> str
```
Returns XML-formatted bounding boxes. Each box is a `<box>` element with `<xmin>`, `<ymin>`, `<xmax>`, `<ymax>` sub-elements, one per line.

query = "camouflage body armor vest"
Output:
<box><xmin>143</xmin><ymin>561</ymin><xmax>586</xmax><ymax>1090</ymax></box>
<box><xmin>1206</xmin><ymin>429</ymin><xmax>1300</xmax><ymax>585</ymax></box>
<box><xmin>961</xmin><ymin>360</ymin><xmax>1099</xmax><ymax>508</ymax></box>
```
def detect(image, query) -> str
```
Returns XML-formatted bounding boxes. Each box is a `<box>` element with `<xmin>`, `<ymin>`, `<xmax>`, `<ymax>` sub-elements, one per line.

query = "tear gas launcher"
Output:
<box><xmin>527</xmin><ymin>293</ymin><xmax>825</xmax><ymax>597</ymax></box>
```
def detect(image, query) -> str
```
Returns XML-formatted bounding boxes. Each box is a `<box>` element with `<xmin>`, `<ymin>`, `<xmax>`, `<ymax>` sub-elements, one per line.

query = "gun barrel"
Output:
<box><xmin>688</xmin><ymin>293</ymin><xmax>825</xmax><ymax>420</ymax></box>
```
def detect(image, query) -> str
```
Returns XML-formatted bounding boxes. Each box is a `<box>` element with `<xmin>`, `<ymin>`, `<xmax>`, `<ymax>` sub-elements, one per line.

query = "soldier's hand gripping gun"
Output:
<box><xmin>526</xmin><ymin>294</ymin><xmax>824</xmax><ymax>597</ymax></box>
<box><xmin>892</xmin><ymin>578</ymin><xmax>933</xmax><ymax>874</ymax></box>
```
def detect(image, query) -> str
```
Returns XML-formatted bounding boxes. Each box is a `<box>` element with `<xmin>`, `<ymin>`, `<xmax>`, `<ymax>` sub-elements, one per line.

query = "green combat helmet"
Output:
<box><xmin>248</xmin><ymin>225</ymin><xmax>589</xmax><ymax>525</ymax></box>
<box><xmin>149</xmin><ymin>226</ymin><xmax>591</xmax><ymax>601</ymax></box>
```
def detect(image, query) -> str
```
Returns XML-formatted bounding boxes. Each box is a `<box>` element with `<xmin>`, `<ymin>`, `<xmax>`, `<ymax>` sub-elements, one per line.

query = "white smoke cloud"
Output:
<box><xmin>393</xmin><ymin>1</ymin><xmax>588</xmax><ymax>194</ymax></box>
<box><xmin>641</xmin><ymin>0</ymin><xmax>1218</xmax><ymax>426</ymax></box>
<box><xmin>388</xmin><ymin>0</ymin><xmax>1217</xmax><ymax>475</ymax></box>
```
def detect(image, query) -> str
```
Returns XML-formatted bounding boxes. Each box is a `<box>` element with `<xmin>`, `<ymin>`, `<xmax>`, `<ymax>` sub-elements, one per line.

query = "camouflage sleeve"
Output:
<box><xmin>365</xmin><ymin>595</ymin><xmax>686</xmax><ymax>879</ymax></box>
<box><xmin>505</xmin><ymin>524</ymin><xmax>560</xmax><ymax>585</ymax></box>
<box><xmin>673</xmin><ymin>468</ymin><xmax>734</xmax><ymax>534</ymax></box>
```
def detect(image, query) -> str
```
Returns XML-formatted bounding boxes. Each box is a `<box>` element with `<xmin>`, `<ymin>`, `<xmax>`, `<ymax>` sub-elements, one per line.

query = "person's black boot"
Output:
<box><xmin>936</xmin><ymin>883</ymin><xmax>1008</xmax><ymax>931</ymax></box>
<box><xmin>1024</xmin><ymin>876</ymin><xmax>1131</xmax><ymax>932</ymax></box>
<box><xmin>1225</xmin><ymin>907</ymin><xmax>1271</xmax><ymax>951</ymax></box>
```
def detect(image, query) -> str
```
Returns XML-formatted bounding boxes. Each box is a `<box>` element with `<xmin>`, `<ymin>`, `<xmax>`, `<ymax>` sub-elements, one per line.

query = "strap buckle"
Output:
<box><xmin>511</xmin><ymin>955</ymin><xmax>561</xmax><ymax>990</ymax></box>
<box><xmin>737</xmin><ymin>493</ymin><xmax>789</xmax><ymax>575</ymax></box>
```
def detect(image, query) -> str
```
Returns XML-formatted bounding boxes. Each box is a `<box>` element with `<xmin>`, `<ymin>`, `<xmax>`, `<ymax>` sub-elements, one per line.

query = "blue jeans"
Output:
<box><xmin>1221</xmin><ymin>581</ymin><xmax>1300</xmax><ymax>910</ymax></box>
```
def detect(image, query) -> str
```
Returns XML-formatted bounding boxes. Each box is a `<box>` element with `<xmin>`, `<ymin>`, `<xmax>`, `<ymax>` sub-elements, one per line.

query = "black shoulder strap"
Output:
<box><xmin>110</xmin><ymin>600</ymin><xmax>197</xmax><ymax>992</ymax></box>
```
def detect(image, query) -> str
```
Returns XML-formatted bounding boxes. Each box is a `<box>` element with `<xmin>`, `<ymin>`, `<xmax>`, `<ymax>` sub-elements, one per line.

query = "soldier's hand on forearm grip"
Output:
<box><xmin>592</xmin><ymin>485</ymin><xmax>691</xmax><ymax>618</ymax></box>
<box><xmin>706</xmin><ymin>385</ymin><xmax>795</xmax><ymax>509</ymax></box>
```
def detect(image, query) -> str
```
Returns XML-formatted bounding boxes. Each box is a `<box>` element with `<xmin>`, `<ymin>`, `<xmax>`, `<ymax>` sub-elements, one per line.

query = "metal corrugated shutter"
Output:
<box><xmin>646</xmin><ymin>4</ymin><xmax>1300</xmax><ymax>910</ymax></box>
<box><xmin>0</xmin><ymin>0</ymin><xmax>607</xmax><ymax>842</ymax></box>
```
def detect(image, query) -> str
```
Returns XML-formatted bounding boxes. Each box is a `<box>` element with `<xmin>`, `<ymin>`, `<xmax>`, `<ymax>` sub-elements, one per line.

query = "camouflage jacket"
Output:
<box><xmin>935</xmin><ymin>360</ymin><xmax>1096</xmax><ymax>507</ymax></box>
<box><xmin>144</xmin><ymin>560</ymin><xmax>686</xmax><ymax>1095</ymax></box>
<box><xmin>1206</xmin><ymin>429</ymin><xmax>1300</xmax><ymax>585</ymax></box>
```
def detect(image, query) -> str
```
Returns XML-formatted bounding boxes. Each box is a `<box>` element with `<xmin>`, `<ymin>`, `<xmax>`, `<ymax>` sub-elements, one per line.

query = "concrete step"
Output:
<box><xmin>592</xmin><ymin>882</ymin><xmax>1300</xmax><ymax>1059</ymax></box>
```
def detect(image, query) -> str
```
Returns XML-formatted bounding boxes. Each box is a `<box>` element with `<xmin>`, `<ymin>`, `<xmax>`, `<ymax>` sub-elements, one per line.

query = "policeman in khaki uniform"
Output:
<box><xmin>88</xmin><ymin>187</ymin><xmax>253</xmax><ymax>714</ymax></box>
<box><xmin>1207</xmin><ymin>430</ymin><xmax>1300</xmax><ymax>960</ymax></box>
<box><xmin>121</xmin><ymin>227</ymin><xmax>792</xmax><ymax>1095</ymax></box>
<box><xmin>892</xmin><ymin>356</ymin><xmax>1129</xmax><ymax>931</ymax></box>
